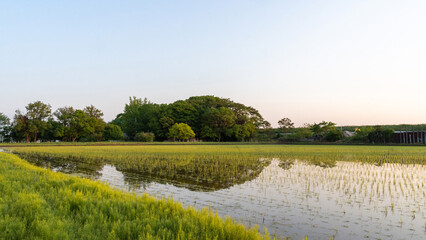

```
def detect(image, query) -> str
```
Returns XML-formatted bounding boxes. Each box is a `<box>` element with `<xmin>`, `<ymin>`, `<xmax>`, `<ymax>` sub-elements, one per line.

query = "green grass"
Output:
<box><xmin>0</xmin><ymin>152</ymin><xmax>269</xmax><ymax>240</ymax></box>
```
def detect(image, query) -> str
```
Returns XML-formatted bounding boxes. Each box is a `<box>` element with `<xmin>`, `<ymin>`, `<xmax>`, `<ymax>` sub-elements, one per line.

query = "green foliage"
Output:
<box><xmin>367</xmin><ymin>126</ymin><xmax>394</xmax><ymax>144</ymax></box>
<box><xmin>67</xmin><ymin>110</ymin><xmax>95</xmax><ymax>142</ymax></box>
<box><xmin>0</xmin><ymin>152</ymin><xmax>267</xmax><ymax>239</ymax></box>
<box><xmin>255</xmin><ymin>122</ymin><xmax>276</xmax><ymax>142</ymax></box>
<box><xmin>103</xmin><ymin>124</ymin><xmax>124</xmax><ymax>141</ymax></box>
<box><xmin>83</xmin><ymin>105</ymin><xmax>106</xmax><ymax>141</ymax></box>
<box><xmin>306</xmin><ymin>121</ymin><xmax>342</xmax><ymax>142</ymax></box>
<box><xmin>112</xmin><ymin>96</ymin><xmax>265</xmax><ymax>142</ymax></box>
<box><xmin>26</xmin><ymin>101</ymin><xmax>52</xmax><ymax>142</ymax></box>
<box><xmin>233</xmin><ymin>123</ymin><xmax>256</xmax><ymax>142</ymax></box>
<box><xmin>112</xmin><ymin>97</ymin><xmax>161</xmax><ymax>140</ymax></box>
<box><xmin>52</xmin><ymin>106</ymin><xmax>106</xmax><ymax>142</ymax></box>
<box><xmin>134</xmin><ymin>132</ymin><xmax>155</xmax><ymax>142</ymax></box>
<box><xmin>11</xmin><ymin>103</ymin><xmax>107</xmax><ymax>143</ymax></box>
<box><xmin>309</xmin><ymin>121</ymin><xmax>336</xmax><ymax>136</ymax></box>
<box><xmin>168</xmin><ymin>123</ymin><xmax>195</xmax><ymax>141</ymax></box>
<box><xmin>351</xmin><ymin>127</ymin><xmax>374</xmax><ymax>142</ymax></box>
<box><xmin>12</xmin><ymin>111</ymin><xmax>33</xmax><ymax>142</ymax></box>
<box><xmin>350</xmin><ymin>126</ymin><xmax>394</xmax><ymax>144</ymax></box>
<box><xmin>324</xmin><ymin>128</ymin><xmax>343</xmax><ymax>142</ymax></box>
<box><xmin>340</xmin><ymin>124</ymin><xmax>426</xmax><ymax>132</ymax></box>
<box><xmin>278</xmin><ymin>118</ymin><xmax>294</xmax><ymax>133</ymax></box>
<box><xmin>281</xmin><ymin>127</ymin><xmax>313</xmax><ymax>142</ymax></box>
<box><xmin>12</xmin><ymin>101</ymin><xmax>52</xmax><ymax>142</ymax></box>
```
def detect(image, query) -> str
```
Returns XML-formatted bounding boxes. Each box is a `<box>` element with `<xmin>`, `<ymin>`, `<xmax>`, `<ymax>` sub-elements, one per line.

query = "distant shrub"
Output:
<box><xmin>169</xmin><ymin>123</ymin><xmax>195</xmax><ymax>141</ymax></box>
<box><xmin>103</xmin><ymin>124</ymin><xmax>124</xmax><ymax>141</ymax></box>
<box><xmin>134</xmin><ymin>132</ymin><xmax>155</xmax><ymax>142</ymax></box>
<box><xmin>278</xmin><ymin>128</ymin><xmax>313</xmax><ymax>142</ymax></box>
<box><xmin>324</xmin><ymin>129</ymin><xmax>343</xmax><ymax>142</ymax></box>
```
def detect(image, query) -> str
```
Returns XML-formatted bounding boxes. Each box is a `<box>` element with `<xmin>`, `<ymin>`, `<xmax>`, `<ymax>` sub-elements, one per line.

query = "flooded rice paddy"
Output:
<box><xmin>20</xmin><ymin>155</ymin><xmax>426</xmax><ymax>240</ymax></box>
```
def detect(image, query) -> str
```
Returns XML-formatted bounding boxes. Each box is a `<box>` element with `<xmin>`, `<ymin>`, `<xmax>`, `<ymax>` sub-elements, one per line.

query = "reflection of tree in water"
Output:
<box><xmin>278</xmin><ymin>158</ymin><xmax>336</xmax><ymax>170</ymax></box>
<box><xmin>117</xmin><ymin>163</ymin><xmax>270</xmax><ymax>192</ymax></box>
<box><xmin>15</xmin><ymin>151</ymin><xmax>271</xmax><ymax>192</ymax></box>
<box><xmin>15</xmin><ymin>152</ymin><xmax>105</xmax><ymax>178</ymax></box>
<box><xmin>278</xmin><ymin>160</ymin><xmax>294</xmax><ymax>170</ymax></box>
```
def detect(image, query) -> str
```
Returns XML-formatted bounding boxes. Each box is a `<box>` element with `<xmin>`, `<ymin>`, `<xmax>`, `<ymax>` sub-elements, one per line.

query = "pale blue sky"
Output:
<box><xmin>1</xmin><ymin>1</ymin><xmax>425</xmax><ymax>127</ymax></box>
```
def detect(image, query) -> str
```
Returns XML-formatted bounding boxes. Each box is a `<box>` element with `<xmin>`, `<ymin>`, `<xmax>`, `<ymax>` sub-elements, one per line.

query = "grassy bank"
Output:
<box><xmin>0</xmin><ymin>152</ymin><xmax>268</xmax><ymax>240</ymax></box>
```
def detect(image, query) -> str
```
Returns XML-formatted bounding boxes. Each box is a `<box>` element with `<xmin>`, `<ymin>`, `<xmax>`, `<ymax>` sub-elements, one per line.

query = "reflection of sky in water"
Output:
<box><xmin>26</xmin><ymin>156</ymin><xmax>426</xmax><ymax>240</ymax></box>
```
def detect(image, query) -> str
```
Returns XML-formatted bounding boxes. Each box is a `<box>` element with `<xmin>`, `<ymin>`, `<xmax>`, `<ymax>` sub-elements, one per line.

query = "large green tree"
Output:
<box><xmin>83</xmin><ymin>105</ymin><xmax>106</xmax><ymax>141</ymax></box>
<box><xmin>12</xmin><ymin>101</ymin><xmax>52</xmax><ymax>142</ymax></box>
<box><xmin>26</xmin><ymin>101</ymin><xmax>52</xmax><ymax>142</ymax></box>
<box><xmin>68</xmin><ymin>110</ymin><xmax>95</xmax><ymax>142</ymax></box>
<box><xmin>54</xmin><ymin>106</ymin><xmax>75</xmax><ymax>141</ymax></box>
<box><xmin>12</xmin><ymin>110</ymin><xmax>32</xmax><ymax>142</ymax></box>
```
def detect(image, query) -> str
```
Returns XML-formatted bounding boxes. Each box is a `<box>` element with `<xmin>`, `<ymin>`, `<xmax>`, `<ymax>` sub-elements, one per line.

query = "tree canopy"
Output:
<box><xmin>9</xmin><ymin>102</ymin><xmax>110</xmax><ymax>142</ymax></box>
<box><xmin>278</xmin><ymin>117</ymin><xmax>294</xmax><ymax>133</ymax></box>
<box><xmin>112</xmin><ymin>96</ymin><xmax>266</xmax><ymax>142</ymax></box>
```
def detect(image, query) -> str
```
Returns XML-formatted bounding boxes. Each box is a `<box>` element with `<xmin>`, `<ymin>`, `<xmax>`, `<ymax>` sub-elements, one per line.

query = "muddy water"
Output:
<box><xmin>24</xmin><ymin>157</ymin><xmax>426</xmax><ymax>240</ymax></box>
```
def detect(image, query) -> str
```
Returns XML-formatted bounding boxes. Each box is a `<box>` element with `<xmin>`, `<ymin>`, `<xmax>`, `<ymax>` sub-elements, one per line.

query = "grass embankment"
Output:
<box><xmin>7</xmin><ymin>145</ymin><xmax>426</xmax><ymax>191</ymax></box>
<box><xmin>0</xmin><ymin>152</ymin><xmax>268</xmax><ymax>240</ymax></box>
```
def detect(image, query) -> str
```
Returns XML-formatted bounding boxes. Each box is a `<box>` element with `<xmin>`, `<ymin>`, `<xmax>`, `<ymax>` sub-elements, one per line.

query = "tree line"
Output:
<box><xmin>0</xmin><ymin>102</ymin><xmax>123</xmax><ymax>143</ymax></box>
<box><xmin>0</xmin><ymin>96</ymin><xmax>268</xmax><ymax>142</ymax></box>
<box><xmin>268</xmin><ymin>118</ymin><xmax>395</xmax><ymax>144</ymax></box>
<box><xmin>0</xmin><ymin>95</ymin><xmax>396</xmax><ymax>143</ymax></box>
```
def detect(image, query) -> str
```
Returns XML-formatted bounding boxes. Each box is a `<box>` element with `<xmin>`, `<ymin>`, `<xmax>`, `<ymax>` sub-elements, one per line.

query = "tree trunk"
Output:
<box><xmin>26</xmin><ymin>135</ymin><xmax>30</xmax><ymax>143</ymax></box>
<box><xmin>34</xmin><ymin>132</ymin><xmax>37</xmax><ymax>143</ymax></box>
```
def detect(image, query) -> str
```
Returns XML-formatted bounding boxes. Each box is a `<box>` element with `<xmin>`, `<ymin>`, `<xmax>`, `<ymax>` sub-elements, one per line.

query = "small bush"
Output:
<box><xmin>134</xmin><ymin>132</ymin><xmax>155</xmax><ymax>142</ymax></box>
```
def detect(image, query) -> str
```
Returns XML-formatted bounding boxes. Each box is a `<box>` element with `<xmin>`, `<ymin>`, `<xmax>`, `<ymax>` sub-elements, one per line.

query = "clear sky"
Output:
<box><xmin>1</xmin><ymin>0</ymin><xmax>425</xmax><ymax>127</ymax></box>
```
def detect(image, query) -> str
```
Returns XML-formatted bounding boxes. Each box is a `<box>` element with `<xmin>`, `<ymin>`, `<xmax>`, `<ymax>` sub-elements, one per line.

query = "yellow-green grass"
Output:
<box><xmin>0</xmin><ymin>152</ymin><xmax>269</xmax><ymax>240</ymax></box>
